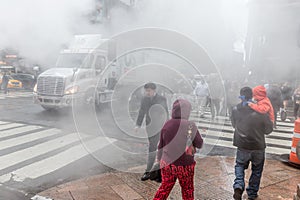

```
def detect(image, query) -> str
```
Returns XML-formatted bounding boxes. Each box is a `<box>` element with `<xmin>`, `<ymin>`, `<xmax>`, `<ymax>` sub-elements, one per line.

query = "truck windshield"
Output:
<box><xmin>56</xmin><ymin>53</ymin><xmax>92</xmax><ymax>68</ymax></box>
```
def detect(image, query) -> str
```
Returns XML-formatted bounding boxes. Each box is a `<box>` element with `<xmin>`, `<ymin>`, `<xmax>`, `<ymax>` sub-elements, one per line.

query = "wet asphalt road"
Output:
<box><xmin>0</xmin><ymin>92</ymin><xmax>295</xmax><ymax>199</ymax></box>
<box><xmin>0</xmin><ymin>94</ymin><xmax>145</xmax><ymax>199</ymax></box>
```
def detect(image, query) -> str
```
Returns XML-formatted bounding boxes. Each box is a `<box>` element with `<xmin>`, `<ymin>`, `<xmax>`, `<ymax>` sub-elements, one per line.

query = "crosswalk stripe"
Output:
<box><xmin>0</xmin><ymin>120</ymin><xmax>119</xmax><ymax>184</ymax></box>
<box><xmin>0</xmin><ymin>136</ymin><xmax>116</xmax><ymax>182</ymax></box>
<box><xmin>0</xmin><ymin>133</ymin><xmax>83</xmax><ymax>173</ymax></box>
<box><xmin>190</xmin><ymin>111</ymin><xmax>296</xmax><ymax>126</ymax></box>
<box><xmin>0</xmin><ymin>92</ymin><xmax>33</xmax><ymax>99</ymax></box>
<box><xmin>203</xmin><ymin>131</ymin><xmax>292</xmax><ymax>148</ymax></box>
<box><xmin>196</xmin><ymin>120</ymin><xmax>293</xmax><ymax>137</ymax></box>
<box><xmin>265</xmin><ymin>146</ymin><xmax>291</xmax><ymax>155</ymax></box>
<box><xmin>190</xmin><ymin>111</ymin><xmax>294</xmax><ymax>155</ymax></box>
<box><xmin>0</xmin><ymin>121</ymin><xmax>11</xmax><ymax>125</ymax></box>
<box><xmin>0</xmin><ymin>128</ymin><xmax>59</xmax><ymax>151</ymax></box>
<box><xmin>0</xmin><ymin>125</ymin><xmax>43</xmax><ymax>139</ymax></box>
<box><xmin>266</xmin><ymin>132</ymin><xmax>293</xmax><ymax>139</ymax></box>
<box><xmin>0</xmin><ymin>106</ymin><xmax>294</xmax><ymax>184</ymax></box>
<box><xmin>0</xmin><ymin>123</ymin><xmax>27</xmax><ymax>130</ymax></box>
<box><xmin>203</xmin><ymin>136</ymin><xmax>291</xmax><ymax>155</ymax></box>
<box><xmin>204</xmin><ymin>137</ymin><xmax>233</xmax><ymax>148</ymax></box>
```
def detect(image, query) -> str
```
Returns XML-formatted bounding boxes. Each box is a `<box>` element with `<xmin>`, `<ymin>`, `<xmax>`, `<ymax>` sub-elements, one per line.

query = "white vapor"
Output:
<box><xmin>0</xmin><ymin>0</ymin><xmax>97</xmax><ymax>67</ymax></box>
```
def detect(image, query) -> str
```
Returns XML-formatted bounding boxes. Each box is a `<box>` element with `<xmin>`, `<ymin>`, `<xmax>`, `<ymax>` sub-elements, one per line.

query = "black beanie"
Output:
<box><xmin>240</xmin><ymin>87</ymin><xmax>253</xmax><ymax>100</ymax></box>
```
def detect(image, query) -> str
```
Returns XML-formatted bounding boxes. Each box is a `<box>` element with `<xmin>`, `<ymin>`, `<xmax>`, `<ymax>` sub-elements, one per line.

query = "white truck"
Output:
<box><xmin>33</xmin><ymin>34</ymin><xmax>120</xmax><ymax>110</ymax></box>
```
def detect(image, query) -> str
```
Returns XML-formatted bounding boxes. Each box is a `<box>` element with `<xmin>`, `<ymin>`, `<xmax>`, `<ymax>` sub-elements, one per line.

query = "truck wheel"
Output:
<box><xmin>84</xmin><ymin>90</ymin><xmax>97</xmax><ymax>106</ymax></box>
<box><xmin>280</xmin><ymin>110</ymin><xmax>287</xmax><ymax>122</ymax></box>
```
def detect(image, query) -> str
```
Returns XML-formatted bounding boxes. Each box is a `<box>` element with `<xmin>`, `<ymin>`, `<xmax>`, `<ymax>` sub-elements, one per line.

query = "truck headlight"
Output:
<box><xmin>33</xmin><ymin>84</ymin><xmax>37</xmax><ymax>93</ymax></box>
<box><xmin>65</xmin><ymin>85</ymin><xmax>79</xmax><ymax>95</ymax></box>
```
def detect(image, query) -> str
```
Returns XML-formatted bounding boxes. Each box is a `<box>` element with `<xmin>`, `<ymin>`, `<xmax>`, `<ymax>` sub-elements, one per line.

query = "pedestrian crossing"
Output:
<box><xmin>0</xmin><ymin>113</ymin><xmax>295</xmax><ymax>184</ymax></box>
<box><xmin>0</xmin><ymin>121</ymin><xmax>116</xmax><ymax>184</ymax></box>
<box><xmin>0</xmin><ymin>91</ymin><xmax>33</xmax><ymax>99</ymax></box>
<box><xmin>190</xmin><ymin>111</ymin><xmax>294</xmax><ymax>155</ymax></box>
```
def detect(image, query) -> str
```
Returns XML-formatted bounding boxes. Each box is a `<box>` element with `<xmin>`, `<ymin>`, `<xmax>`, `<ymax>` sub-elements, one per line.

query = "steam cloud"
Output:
<box><xmin>2</xmin><ymin>0</ymin><xmax>298</xmax><ymax>82</ymax></box>
<box><xmin>0</xmin><ymin>0</ymin><xmax>99</xmax><ymax>67</ymax></box>
<box><xmin>109</xmin><ymin>0</ymin><xmax>248</xmax><ymax>74</ymax></box>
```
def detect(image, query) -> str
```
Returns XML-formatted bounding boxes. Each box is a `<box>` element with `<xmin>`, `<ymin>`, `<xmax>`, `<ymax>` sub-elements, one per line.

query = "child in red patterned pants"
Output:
<box><xmin>154</xmin><ymin>162</ymin><xmax>195</xmax><ymax>200</ymax></box>
<box><xmin>153</xmin><ymin>99</ymin><xmax>203</xmax><ymax>200</ymax></box>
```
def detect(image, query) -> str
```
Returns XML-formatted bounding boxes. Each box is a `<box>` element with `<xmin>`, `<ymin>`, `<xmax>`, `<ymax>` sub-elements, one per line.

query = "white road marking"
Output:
<box><xmin>0</xmin><ymin>123</ymin><xmax>27</xmax><ymax>130</ymax></box>
<box><xmin>0</xmin><ymin>136</ymin><xmax>116</xmax><ymax>182</ymax></box>
<box><xmin>0</xmin><ymin>133</ymin><xmax>83</xmax><ymax>171</ymax></box>
<box><xmin>0</xmin><ymin>125</ymin><xmax>43</xmax><ymax>139</ymax></box>
<box><xmin>0</xmin><ymin>128</ymin><xmax>60</xmax><ymax>151</ymax></box>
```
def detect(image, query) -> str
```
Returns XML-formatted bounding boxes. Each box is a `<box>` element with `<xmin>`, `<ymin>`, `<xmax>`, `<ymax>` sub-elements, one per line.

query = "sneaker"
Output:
<box><xmin>233</xmin><ymin>188</ymin><xmax>243</xmax><ymax>200</ymax></box>
<box><xmin>141</xmin><ymin>172</ymin><xmax>150</xmax><ymax>181</ymax></box>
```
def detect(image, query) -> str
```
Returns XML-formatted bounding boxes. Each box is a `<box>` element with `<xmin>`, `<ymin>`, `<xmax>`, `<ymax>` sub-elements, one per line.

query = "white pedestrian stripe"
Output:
<box><xmin>0</xmin><ymin>91</ymin><xmax>33</xmax><ymax>99</ymax></box>
<box><xmin>202</xmin><ymin>130</ymin><xmax>292</xmax><ymax>147</ymax></box>
<box><xmin>0</xmin><ymin>123</ymin><xmax>27</xmax><ymax>130</ymax></box>
<box><xmin>0</xmin><ymin>133</ymin><xmax>81</xmax><ymax>170</ymax></box>
<box><xmin>0</xmin><ymin>128</ymin><xmax>60</xmax><ymax>151</ymax></box>
<box><xmin>0</xmin><ymin>125</ymin><xmax>43</xmax><ymax>139</ymax></box>
<box><xmin>0</xmin><ymin>135</ymin><xmax>115</xmax><ymax>182</ymax></box>
<box><xmin>0</xmin><ymin>120</ymin><xmax>116</xmax><ymax>184</ymax></box>
<box><xmin>0</xmin><ymin>113</ymin><xmax>295</xmax><ymax>184</ymax></box>
<box><xmin>190</xmin><ymin>111</ymin><xmax>294</xmax><ymax>155</ymax></box>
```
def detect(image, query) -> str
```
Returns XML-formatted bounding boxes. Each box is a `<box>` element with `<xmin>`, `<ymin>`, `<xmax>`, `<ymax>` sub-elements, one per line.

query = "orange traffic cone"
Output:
<box><xmin>289</xmin><ymin>118</ymin><xmax>300</xmax><ymax>165</ymax></box>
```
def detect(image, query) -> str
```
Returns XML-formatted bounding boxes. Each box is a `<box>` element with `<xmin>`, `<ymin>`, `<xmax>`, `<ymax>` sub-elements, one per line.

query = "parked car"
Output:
<box><xmin>10</xmin><ymin>74</ymin><xmax>35</xmax><ymax>89</ymax></box>
<box><xmin>0</xmin><ymin>74</ymin><xmax>23</xmax><ymax>89</ymax></box>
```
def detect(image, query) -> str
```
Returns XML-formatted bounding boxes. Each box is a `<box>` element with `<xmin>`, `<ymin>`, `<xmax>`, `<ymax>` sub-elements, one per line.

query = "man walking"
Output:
<box><xmin>135</xmin><ymin>82</ymin><xmax>169</xmax><ymax>181</ymax></box>
<box><xmin>193</xmin><ymin>79</ymin><xmax>209</xmax><ymax>117</ymax></box>
<box><xmin>231</xmin><ymin>87</ymin><xmax>273</xmax><ymax>200</ymax></box>
<box><xmin>266</xmin><ymin>84</ymin><xmax>283</xmax><ymax>128</ymax></box>
<box><xmin>293</xmin><ymin>85</ymin><xmax>300</xmax><ymax>120</ymax></box>
<box><xmin>2</xmin><ymin>72</ymin><xmax>9</xmax><ymax>94</ymax></box>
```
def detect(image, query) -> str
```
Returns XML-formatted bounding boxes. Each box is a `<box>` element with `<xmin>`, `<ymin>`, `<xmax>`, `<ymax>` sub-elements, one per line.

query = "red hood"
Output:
<box><xmin>253</xmin><ymin>85</ymin><xmax>267</xmax><ymax>101</ymax></box>
<box><xmin>171</xmin><ymin>99</ymin><xmax>191</xmax><ymax>119</ymax></box>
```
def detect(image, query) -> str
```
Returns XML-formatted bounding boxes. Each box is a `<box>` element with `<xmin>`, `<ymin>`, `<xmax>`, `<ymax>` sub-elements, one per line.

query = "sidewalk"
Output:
<box><xmin>37</xmin><ymin>156</ymin><xmax>300</xmax><ymax>200</ymax></box>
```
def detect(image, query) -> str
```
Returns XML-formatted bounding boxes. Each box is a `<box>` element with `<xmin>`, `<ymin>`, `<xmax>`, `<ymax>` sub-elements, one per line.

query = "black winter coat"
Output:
<box><xmin>231</xmin><ymin>103</ymin><xmax>273</xmax><ymax>150</ymax></box>
<box><xmin>136</xmin><ymin>94</ymin><xmax>169</xmax><ymax>136</ymax></box>
<box><xmin>267</xmin><ymin>86</ymin><xmax>283</xmax><ymax>111</ymax></box>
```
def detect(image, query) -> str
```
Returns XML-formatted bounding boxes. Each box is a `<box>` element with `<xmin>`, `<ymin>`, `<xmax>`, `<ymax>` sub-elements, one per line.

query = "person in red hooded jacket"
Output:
<box><xmin>153</xmin><ymin>99</ymin><xmax>203</xmax><ymax>200</ymax></box>
<box><xmin>248</xmin><ymin>85</ymin><xmax>275</xmax><ymax>124</ymax></box>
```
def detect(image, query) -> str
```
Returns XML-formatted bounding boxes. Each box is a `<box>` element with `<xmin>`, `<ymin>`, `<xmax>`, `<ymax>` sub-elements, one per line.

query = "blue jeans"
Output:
<box><xmin>233</xmin><ymin>148</ymin><xmax>265</xmax><ymax>199</ymax></box>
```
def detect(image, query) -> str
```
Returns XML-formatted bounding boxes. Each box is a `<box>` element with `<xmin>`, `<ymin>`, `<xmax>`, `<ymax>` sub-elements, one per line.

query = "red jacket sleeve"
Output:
<box><xmin>249</xmin><ymin>100</ymin><xmax>270</xmax><ymax>114</ymax></box>
<box><xmin>249</xmin><ymin>99</ymin><xmax>275</xmax><ymax>122</ymax></box>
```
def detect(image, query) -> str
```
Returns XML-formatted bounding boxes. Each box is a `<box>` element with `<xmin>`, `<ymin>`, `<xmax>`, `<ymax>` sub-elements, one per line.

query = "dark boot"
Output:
<box><xmin>141</xmin><ymin>172</ymin><xmax>150</xmax><ymax>181</ymax></box>
<box><xmin>233</xmin><ymin>188</ymin><xmax>243</xmax><ymax>200</ymax></box>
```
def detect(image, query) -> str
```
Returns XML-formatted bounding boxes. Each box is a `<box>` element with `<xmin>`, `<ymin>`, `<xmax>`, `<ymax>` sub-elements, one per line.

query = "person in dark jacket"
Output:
<box><xmin>135</xmin><ymin>83</ymin><xmax>169</xmax><ymax>181</ymax></box>
<box><xmin>280</xmin><ymin>82</ymin><xmax>293</xmax><ymax>110</ymax></box>
<box><xmin>293</xmin><ymin>86</ymin><xmax>300</xmax><ymax>120</ymax></box>
<box><xmin>231</xmin><ymin>87</ymin><xmax>273</xmax><ymax>200</ymax></box>
<box><xmin>2</xmin><ymin>73</ymin><xmax>9</xmax><ymax>94</ymax></box>
<box><xmin>153</xmin><ymin>99</ymin><xmax>203</xmax><ymax>200</ymax></box>
<box><xmin>266</xmin><ymin>84</ymin><xmax>283</xmax><ymax>128</ymax></box>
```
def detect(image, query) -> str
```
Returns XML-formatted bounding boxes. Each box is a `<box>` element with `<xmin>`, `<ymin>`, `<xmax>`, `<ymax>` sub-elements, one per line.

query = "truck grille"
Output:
<box><xmin>37</xmin><ymin>76</ymin><xmax>65</xmax><ymax>96</ymax></box>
